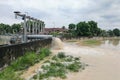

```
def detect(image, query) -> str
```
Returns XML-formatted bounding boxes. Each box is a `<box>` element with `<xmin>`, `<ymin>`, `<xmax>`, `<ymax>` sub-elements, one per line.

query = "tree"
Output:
<box><xmin>65</xmin><ymin>21</ymin><xmax>120</xmax><ymax>38</ymax></box>
<box><xmin>11</xmin><ymin>24</ymin><xmax>21</xmax><ymax>33</ymax></box>
<box><xmin>0</xmin><ymin>23</ymin><xmax>5</xmax><ymax>34</ymax></box>
<box><xmin>96</xmin><ymin>28</ymin><xmax>102</xmax><ymax>36</ymax></box>
<box><xmin>76</xmin><ymin>21</ymin><xmax>92</xmax><ymax>37</ymax></box>
<box><xmin>0</xmin><ymin>23</ymin><xmax>12</xmax><ymax>34</ymax></box>
<box><xmin>62</xmin><ymin>26</ymin><xmax>66</xmax><ymax>29</ymax></box>
<box><xmin>88</xmin><ymin>21</ymin><xmax>99</xmax><ymax>36</ymax></box>
<box><xmin>107</xmin><ymin>30</ymin><xmax>114</xmax><ymax>37</ymax></box>
<box><xmin>113</xmin><ymin>28</ymin><xmax>120</xmax><ymax>36</ymax></box>
<box><xmin>68</xmin><ymin>23</ymin><xmax>76</xmax><ymax>37</ymax></box>
<box><xmin>68</xmin><ymin>23</ymin><xmax>76</xmax><ymax>30</ymax></box>
<box><xmin>99</xmin><ymin>30</ymin><xmax>109</xmax><ymax>37</ymax></box>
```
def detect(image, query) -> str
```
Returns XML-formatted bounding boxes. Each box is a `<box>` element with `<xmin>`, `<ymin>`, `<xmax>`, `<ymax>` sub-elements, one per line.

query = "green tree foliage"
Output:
<box><xmin>0</xmin><ymin>23</ymin><xmax>21</xmax><ymax>34</ymax></box>
<box><xmin>68</xmin><ymin>23</ymin><xmax>76</xmax><ymax>30</ymax></box>
<box><xmin>11</xmin><ymin>24</ymin><xmax>21</xmax><ymax>33</ymax></box>
<box><xmin>99</xmin><ymin>30</ymin><xmax>108</xmax><ymax>37</ymax></box>
<box><xmin>88</xmin><ymin>21</ymin><xmax>100</xmax><ymax>36</ymax></box>
<box><xmin>113</xmin><ymin>28</ymin><xmax>120</xmax><ymax>36</ymax></box>
<box><xmin>76</xmin><ymin>21</ymin><xmax>101</xmax><ymax>37</ymax></box>
<box><xmin>76</xmin><ymin>21</ymin><xmax>92</xmax><ymax>37</ymax></box>
<box><xmin>0</xmin><ymin>23</ymin><xmax>12</xmax><ymax>34</ymax></box>
<box><xmin>107</xmin><ymin>30</ymin><xmax>114</xmax><ymax>37</ymax></box>
<box><xmin>68</xmin><ymin>23</ymin><xmax>76</xmax><ymax>37</ymax></box>
<box><xmin>68</xmin><ymin>20</ymin><xmax>120</xmax><ymax>37</ymax></box>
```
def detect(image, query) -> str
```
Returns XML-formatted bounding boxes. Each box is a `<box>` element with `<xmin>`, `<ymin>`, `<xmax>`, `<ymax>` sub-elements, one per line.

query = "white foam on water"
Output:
<box><xmin>61</xmin><ymin>43</ymin><xmax>105</xmax><ymax>56</ymax></box>
<box><xmin>51</xmin><ymin>37</ymin><xmax>63</xmax><ymax>50</ymax></box>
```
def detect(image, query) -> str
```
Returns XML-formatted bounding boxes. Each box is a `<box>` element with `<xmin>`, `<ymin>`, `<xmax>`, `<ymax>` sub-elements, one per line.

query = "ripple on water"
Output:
<box><xmin>61</xmin><ymin>43</ymin><xmax>105</xmax><ymax>56</ymax></box>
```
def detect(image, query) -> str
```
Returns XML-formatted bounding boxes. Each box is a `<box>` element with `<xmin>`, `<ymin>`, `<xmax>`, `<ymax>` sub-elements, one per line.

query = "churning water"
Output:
<box><xmin>51</xmin><ymin>37</ymin><xmax>63</xmax><ymax>50</ymax></box>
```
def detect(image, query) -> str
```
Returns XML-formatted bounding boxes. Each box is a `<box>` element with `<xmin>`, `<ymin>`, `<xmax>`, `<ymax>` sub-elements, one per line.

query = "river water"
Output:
<box><xmin>51</xmin><ymin>38</ymin><xmax>120</xmax><ymax>80</ymax></box>
<box><xmin>100</xmin><ymin>39</ymin><xmax>120</xmax><ymax>51</ymax></box>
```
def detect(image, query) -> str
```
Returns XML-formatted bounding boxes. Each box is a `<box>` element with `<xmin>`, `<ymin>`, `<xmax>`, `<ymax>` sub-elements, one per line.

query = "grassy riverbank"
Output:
<box><xmin>80</xmin><ymin>39</ymin><xmax>101</xmax><ymax>46</ymax></box>
<box><xmin>65</xmin><ymin>39</ymin><xmax>101</xmax><ymax>46</ymax></box>
<box><xmin>0</xmin><ymin>48</ymin><xmax>51</xmax><ymax>80</ymax></box>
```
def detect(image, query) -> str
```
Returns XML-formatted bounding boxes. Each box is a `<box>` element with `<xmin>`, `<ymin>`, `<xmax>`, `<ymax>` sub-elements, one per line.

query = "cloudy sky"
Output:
<box><xmin>0</xmin><ymin>0</ymin><xmax>120</xmax><ymax>29</ymax></box>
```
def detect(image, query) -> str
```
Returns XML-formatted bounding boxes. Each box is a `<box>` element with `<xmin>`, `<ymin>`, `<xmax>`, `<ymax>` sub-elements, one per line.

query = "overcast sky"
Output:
<box><xmin>0</xmin><ymin>0</ymin><xmax>120</xmax><ymax>29</ymax></box>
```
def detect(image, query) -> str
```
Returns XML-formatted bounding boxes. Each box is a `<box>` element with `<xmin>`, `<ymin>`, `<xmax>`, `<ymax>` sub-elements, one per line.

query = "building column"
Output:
<box><xmin>28</xmin><ymin>20</ymin><xmax>31</xmax><ymax>34</ymax></box>
<box><xmin>43</xmin><ymin>22</ymin><xmax>45</xmax><ymax>33</ymax></box>
<box><xmin>40</xmin><ymin>21</ymin><xmax>43</xmax><ymax>32</ymax></box>
<box><xmin>32</xmin><ymin>20</ymin><xmax>35</xmax><ymax>34</ymax></box>
<box><xmin>38</xmin><ymin>21</ymin><xmax>40</xmax><ymax>34</ymax></box>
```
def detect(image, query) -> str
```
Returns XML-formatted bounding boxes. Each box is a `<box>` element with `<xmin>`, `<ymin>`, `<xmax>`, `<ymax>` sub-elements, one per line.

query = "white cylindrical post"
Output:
<box><xmin>43</xmin><ymin>22</ymin><xmax>45</xmax><ymax>33</ymax></box>
<box><xmin>38</xmin><ymin>21</ymin><xmax>40</xmax><ymax>34</ymax></box>
<box><xmin>23</xmin><ymin>15</ymin><xmax>27</xmax><ymax>42</ymax></box>
<box><xmin>28</xmin><ymin>19</ymin><xmax>31</xmax><ymax>34</ymax></box>
<box><xmin>40</xmin><ymin>21</ymin><xmax>42</xmax><ymax>32</ymax></box>
<box><xmin>32</xmin><ymin>20</ymin><xmax>35</xmax><ymax>34</ymax></box>
<box><xmin>35</xmin><ymin>21</ymin><xmax>38</xmax><ymax>34</ymax></box>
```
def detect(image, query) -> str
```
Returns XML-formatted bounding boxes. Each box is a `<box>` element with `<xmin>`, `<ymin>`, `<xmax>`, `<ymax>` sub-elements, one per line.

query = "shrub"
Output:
<box><xmin>75</xmin><ymin>57</ymin><xmax>80</xmax><ymax>60</ymax></box>
<box><xmin>11</xmin><ymin>52</ymin><xmax>38</xmax><ymax>71</ymax></box>
<box><xmin>57</xmin><ymin>52</ymin><xmax>66</xmax><ymax>58</ymax></box>
<box><xmin>67</xmin><ymin>62</ymin><xmax>81</xmax><ymax>72</ymax></box>
<box><xmin>38</xmin><ymin>48</ymin><xmax>51</xmax><ymax>60</ymax></box>
<box><xmin>0</xmin><ymin>67</ymin><xmax>23</xmax><ymax>80</ymax></box>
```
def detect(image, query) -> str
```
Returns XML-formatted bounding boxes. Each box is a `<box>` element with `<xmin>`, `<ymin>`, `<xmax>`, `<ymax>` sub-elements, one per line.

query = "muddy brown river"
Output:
<box><xmin>52</xmin><ymin>38</ymin><xmax>120</xmax><ymax>80</ymax></box>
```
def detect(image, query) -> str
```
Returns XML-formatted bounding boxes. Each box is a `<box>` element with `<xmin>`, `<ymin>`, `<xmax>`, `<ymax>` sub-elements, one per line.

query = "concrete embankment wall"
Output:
<box><xmin>0</xmin><ymin>38</ymin><xmax>52</xmax><ymax>69</ymax></box>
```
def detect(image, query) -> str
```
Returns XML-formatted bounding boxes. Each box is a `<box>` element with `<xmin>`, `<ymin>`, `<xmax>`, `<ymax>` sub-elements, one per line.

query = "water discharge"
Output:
<box><xmin>51</xmin><ymin>38</ymin><xmax>120</xmax><ymax>80</ymax></box>
<box><xmin>51</xmin><ymin>37</ymin><xmax>63</xmax><ymax>50</ymax></box>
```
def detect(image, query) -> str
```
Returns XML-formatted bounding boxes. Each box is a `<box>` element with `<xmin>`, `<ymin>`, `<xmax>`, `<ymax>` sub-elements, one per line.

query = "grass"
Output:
<box><xmin>32</xmin><ymin>52</ymin><xmax>86</xmax><ymax>80</ymax></box>
<box><xmin>80</xmin><ymin>39</ymin><xmax>101</xmax><ymax>46</ymax></box>
<box><xmin>66</xmin><ymin>40</ymin><xmax>77</xmax><ymax>42</ymax></box>
<box><xmin>0</xmin><ymin>48</ymin><xmax>51</xmax><ymax>80</ymax></box>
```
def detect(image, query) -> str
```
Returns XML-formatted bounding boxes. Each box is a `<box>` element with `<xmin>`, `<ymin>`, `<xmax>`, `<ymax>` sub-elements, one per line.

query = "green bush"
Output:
<box><xmin>52</xmin><ymin>55</ymin><xmax>58</xmax><ymax>61</ymax></box>
<box><xmin>67</xmin><ymin>62</ymin><xmax>81</xmax><ymax>72</ymax></box>
<box><xmin>57</xmin><ymin>52</ymin><xmax>66</xmax><ymax>58</ymax></box>
<box><xmin>39</xmin><ymin>62</ymin><xmax>66</xmax><ymax>79</ymax></box>
<box><xmin>11</xmin><ymin>52</ymin><xmax>38</xmax><ymax>71</ymax></box>
<box><xmin>38</xmin><ymin>48</ymin><xmax>51</xmax><ymax>60</ymax></box>
<box><xmin>0</xmin><ymin>67</ymin><xmax>23</xmax><ymax>80</ymax></box>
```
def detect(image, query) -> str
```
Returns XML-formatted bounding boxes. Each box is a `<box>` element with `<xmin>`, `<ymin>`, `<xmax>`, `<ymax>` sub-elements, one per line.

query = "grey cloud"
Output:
<box><xmin>23</xmin><ymin>8</ymin><xmax>51</xmax><ymax>19</ymax></box>
<box><xmin>0</xmin><ymin>0</ymin><xmax>120</xmax><ymax>29</ymax></box>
